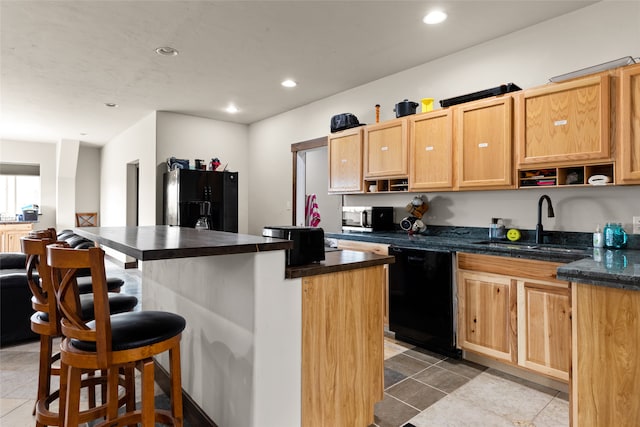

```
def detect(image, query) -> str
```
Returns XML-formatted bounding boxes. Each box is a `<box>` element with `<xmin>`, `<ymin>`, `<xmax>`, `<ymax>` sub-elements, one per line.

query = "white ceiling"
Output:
<box><xmin>1</xmin><ymin>0</ymin><xmax>597</xmax><ymax>146</ymax></box>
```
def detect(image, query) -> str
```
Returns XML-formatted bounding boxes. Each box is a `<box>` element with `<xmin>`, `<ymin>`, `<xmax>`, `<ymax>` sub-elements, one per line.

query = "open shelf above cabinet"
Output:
<box><xmin>518</xmin><ymin>163</ymin><xmax>614</xmax><ymax>188</ymax></box>
<box><xmin>364</xmin><ymin>178</ymin><xmax>409</xmax><ymax>193</ymax></box>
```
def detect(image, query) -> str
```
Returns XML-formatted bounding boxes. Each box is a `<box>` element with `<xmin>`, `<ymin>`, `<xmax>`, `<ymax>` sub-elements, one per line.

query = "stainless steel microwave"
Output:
<box><xmin>342</xmin><ymin>206</ymin><xmax>394</xmax><ymax>232</ymax></box>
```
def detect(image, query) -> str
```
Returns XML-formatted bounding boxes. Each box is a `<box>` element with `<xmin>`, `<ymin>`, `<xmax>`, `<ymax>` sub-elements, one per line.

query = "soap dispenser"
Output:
<box><xmin>489</xmin><ymin>218</ymin><xmax>506</xmax><ymax>240</ymax></box>
<box><xmin>593</xmin><ymin>224</ymin><xmax>603</xmax><ymax>248</ymax></box>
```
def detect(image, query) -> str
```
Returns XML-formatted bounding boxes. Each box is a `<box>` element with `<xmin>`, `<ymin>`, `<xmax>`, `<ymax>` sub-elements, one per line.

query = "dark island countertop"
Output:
<box><xmin>74</xmin><ymin>225</ymin><xmax>293</xmax><ymax>261</ymax></box>
<box><xmin>285</xmin><ymin>249</ymin><xmax>394</xmax><ymax>279</ymax></box>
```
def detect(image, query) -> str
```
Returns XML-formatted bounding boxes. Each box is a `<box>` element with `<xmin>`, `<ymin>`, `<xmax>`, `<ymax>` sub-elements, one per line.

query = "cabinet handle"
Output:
<box><xmin>425</xmin><ymin>146</ymin><xmax>434</xmax><ymax>151</ymax></box>
<box><xmin>554</xmin><ymin>119</ymin><xmax>568</xmax><ymax>126</ymax></box>
<box><xmin>381</xmin><ymin>146</ymin><xmax>389</xmax><ymax>151</ymax></box>
<box><xmin>341</xmin><ymin>159</ymin><xmax>348</xmax><ymax>163</ymax></box>
<box><xmin>478</xmin><ymin>142</ymin><xmax>489</xmax><ymax>148</ymax></box>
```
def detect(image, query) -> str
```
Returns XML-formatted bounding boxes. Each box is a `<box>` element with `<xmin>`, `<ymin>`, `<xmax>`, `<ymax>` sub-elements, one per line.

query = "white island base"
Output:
<box><xmin>142</xmin><ymin>250</ymin><xmax>302</xmax><ymax>427</ymax></box>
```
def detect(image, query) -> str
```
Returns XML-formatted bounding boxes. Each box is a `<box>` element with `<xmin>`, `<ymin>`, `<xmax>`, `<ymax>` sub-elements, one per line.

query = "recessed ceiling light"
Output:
<box><xmin>104</xmin><ymin>103</ymin><xmax>118</xmax><ymax>108</ymax></box>
<box><xmin>226</xmin><ymin>105</ymin><xmax>239</xmax><ymax>114</ymax></box>
<box><xmin>155</xmin><ymin>46</ymin><xmax>179</xmax><ymax>56</ymax></box>
<box><xmin>423</xmin><ymin>10</ymin><xmax>447</xmax><ymax>25</ymax></box>
<box><xmin>281</xmin><ymin>79</ymin><xmax>297</xmax><ymax>88</ymax></box>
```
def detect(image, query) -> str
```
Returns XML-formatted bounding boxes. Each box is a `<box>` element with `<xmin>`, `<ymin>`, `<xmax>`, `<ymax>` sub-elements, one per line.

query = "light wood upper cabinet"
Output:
<box><xmin>328</xmin><ymin>127</ymin><xmax>364</xmax><ymax>193</ymax></box>
<box><xmin>518</xmin><ymin>74</ymin><xmax>611</xmax><ymax>166</ymax></box>
<box><xmin>517</xmin><ymin>280</ymin><xmax>571</xmax><ymax>382</ymax></box>
<box><xmin>409</xmin><ymin>109</ymin><xmax>454</xmax><ymax>191</ymax></box>
<box><xmin>617</xmin><ymin>63</ymin><xmax>640</xmax><ymax>184</ymax></box>
<box><xmin>364</xmin><ymin>118</ymin><xmax>408</xmax><ymax>179</ymax></box>
<box><xmin>456</xmin><ymin>96</ymin><xmax>514</xmax><ymax>189</ymax></box>
<box><xmin>458</xmin><ymin>270</ymin><xmax>517</xmax><ymax>364</ymax></box>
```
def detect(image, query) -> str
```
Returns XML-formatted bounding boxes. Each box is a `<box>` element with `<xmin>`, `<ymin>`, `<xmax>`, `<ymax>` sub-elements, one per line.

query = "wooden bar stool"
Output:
<box><xmin>47</xmin><ymin>243</ymin><xmax>185</xmax><ymax>427</ymax></box>
<box><xmin>21</xmin><ymin>236</ymin><xmax>139</xmax><ymax>426</ymax></box>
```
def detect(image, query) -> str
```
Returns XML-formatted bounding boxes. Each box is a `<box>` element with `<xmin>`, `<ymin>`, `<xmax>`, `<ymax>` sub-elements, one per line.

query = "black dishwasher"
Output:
<box><xmin>388</xmin><ymin>246</ymin><xmax>461</xmax><ymax>358</ymax></box>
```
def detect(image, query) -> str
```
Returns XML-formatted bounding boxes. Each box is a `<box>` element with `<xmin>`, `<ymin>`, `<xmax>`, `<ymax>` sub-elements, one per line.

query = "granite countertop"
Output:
<box><xmin>0</xmin><ymin>221</ymin><xmax>38</xmax><ymax>225</ymax></box>
<box><xmin>285</xmin><ymin>249</ymin><xmax>394</xmax><ymax>279</ymax></box>
<box><xmin>326</xmin><ymin>226</ymin><xmax>640</xmax><ymax>290</ymax></box>
<box><xmin>326</xmin><ymin>229</ymin><xmax>593</xmax><ymax>263</ymax></box>
<box><xmin>556</xmin><ymin>249</ymin><xmax>640</xmax><ymax>289</ymax></box>
<box><xmin>74</xmin><ymin>225</ymin><xmax>293</xmax><ymax>261</ymax></box>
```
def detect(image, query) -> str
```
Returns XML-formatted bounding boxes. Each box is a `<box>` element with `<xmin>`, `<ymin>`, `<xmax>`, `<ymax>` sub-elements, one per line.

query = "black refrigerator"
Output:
<box><xmin>163</xmin><ymin>169</ymin><xmax>238</xmax><ymax>232</ymax></box>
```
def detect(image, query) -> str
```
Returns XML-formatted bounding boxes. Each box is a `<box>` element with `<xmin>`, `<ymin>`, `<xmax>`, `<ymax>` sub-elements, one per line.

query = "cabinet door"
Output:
<box><xmin>409</xmin><ymin>110</ymin><xmax>454</xmax><ymax>191</ymax></box>
<box><xmin>517</xmin><ymin>280</ymin><xmax>571</xmax><ymax>382</ymax></box>
<box><xmin>618</xmin><ymin>63</ymin><xmax>640</xmax><ymax>183</ymax></box>
<box><xmin>364</xmin><ymin>118</ymin><xmax>408</xmax><ymax>179</ymax></box>
<box><xmin>302</xmin><ymin>266</ymin><xmax>384</xmax><ymax>427</ymax></box>
<box><xmin>458</xmin><ymin>270</ymin><xmax>517</xmax><ymax>363</ymax></box>
<box><xmin>456</xmin><ymin>96</ymin><xmax>514</xmax><ymax>189</ymax></box>
<box><xmin>328</xmin><ymin>127</ymin><xmax>364</xmax><ymax>193</ymax></box>
<box><xmin>518</xmin><ymin>75</ymin><xmax>610</xmax><ymax>165</ymax></box>
<box><xmin>336</xmin><ymin>240</ymin><xmax>389</xmax><ymax>327</ymax></box>
<box><xmin>0</xmin><ymin>224</ymin><xmax>33</xmax><ymax>252</ymax></box>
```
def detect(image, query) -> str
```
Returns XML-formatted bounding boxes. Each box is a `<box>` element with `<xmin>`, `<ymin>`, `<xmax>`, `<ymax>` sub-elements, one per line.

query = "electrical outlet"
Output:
<box><xmin>633</xmin><ymin>216</ymin><xmax>640</xmax><ymax>234</ymax></box>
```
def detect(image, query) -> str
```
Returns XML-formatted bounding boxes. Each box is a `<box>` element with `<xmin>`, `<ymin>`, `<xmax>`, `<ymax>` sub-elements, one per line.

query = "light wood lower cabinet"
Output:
<box><xmin>458</xmin><ymin>270</ymin><xmax>517</xmax><ymax>363</ymax></box>
<box><xmin>336</xmin><ymin>240</ymin><xmax>389</xmax><ymax>326</ymax></box>
<box><xmin>457</xmin><ymin>253</ymin><xmax>570</xmax><ymax>382</ymax></box>
<box><xmin>0</xmin><ymin>223</ymin><xmax>34</xmax><ymax>252</ymax></box>
<box><xmin>518</xmin><ymin>280</ymin><xmax>570</xmax><ymax>381</ymax></box>
<box><xmin>301</xmin><ymin>265</ymin><xmax>384</xmax><ymax>427</ymax></box>
<box><xmin>572</xmin><ymin>283</ymin><xmax>640</xmax><ymax>427</ymax></box>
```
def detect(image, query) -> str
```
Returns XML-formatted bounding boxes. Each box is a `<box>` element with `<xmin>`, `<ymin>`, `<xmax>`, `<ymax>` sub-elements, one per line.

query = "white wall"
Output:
<box><xmin>100</xmin><ymin>112</ymin><xmax>157</xmax><ymax>227</ymax></box>
<box><xmin>247</xmin><ymin>1</ymin><xmax>640</xmax><ymax>235</ymax></box>
<box><xmin>155</xmin><ymin>112</ymin><xmax>250</xmax><ymax>233</ymax></box>
<box><xmin>305</xmin><ymin>148</ymin><xmax>342</xmax><ymax>233</ymax></box>
<box><xmin>75</xmin><ymin>145</ymin><xmax>101</xmax><ymax>217</ymax></box>
<box><xmin>0</xmin><ymin>139</ymin><xmax>57</xmax><ymax>229</ymax></box>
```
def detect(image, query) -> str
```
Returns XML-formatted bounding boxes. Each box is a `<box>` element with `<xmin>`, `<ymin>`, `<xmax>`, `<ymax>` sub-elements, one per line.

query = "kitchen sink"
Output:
<box><xmin>473</xmin><ymin>240</ymin><xmax>539</xmax><ymax>250</ymax></box>
<box><xmin>473</xmin><ymin>240</ymin><xmax>589</xmax><ymax>255</ymax></box>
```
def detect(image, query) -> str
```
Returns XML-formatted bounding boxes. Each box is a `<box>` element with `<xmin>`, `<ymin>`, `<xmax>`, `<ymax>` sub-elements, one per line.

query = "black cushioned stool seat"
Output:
<box><xmin>36</xmin><ymin>293</ymin><xmax>138</xmax><ymax>323</ymax></box>
<box><xmin>73</xmin><ymin>311</ymin><xmax>186</xmax><ymax>352</ymax></box>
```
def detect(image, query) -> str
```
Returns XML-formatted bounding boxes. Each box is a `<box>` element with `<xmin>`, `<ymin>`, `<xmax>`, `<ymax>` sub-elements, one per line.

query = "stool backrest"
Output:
<box><xmin>47</xmin><ymin>244</ymin><xmax>111</xmax><ymax>368</ymax></box>
<box><xmin>28</xmin><ymin>228</ymin><xmax>57</xmax><ymax>240</ymax></box>
<box><xmin>20</xmin><ymin>236</ymin><xmax>60</xmax><ymax>332</ymax></box>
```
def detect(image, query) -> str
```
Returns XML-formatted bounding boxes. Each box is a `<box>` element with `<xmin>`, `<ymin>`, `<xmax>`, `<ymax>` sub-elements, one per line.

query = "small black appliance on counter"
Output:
<box><xmin>262</xmin><ymin>226</ymin><xmax>325</xmax><ymax>267</ymax></box>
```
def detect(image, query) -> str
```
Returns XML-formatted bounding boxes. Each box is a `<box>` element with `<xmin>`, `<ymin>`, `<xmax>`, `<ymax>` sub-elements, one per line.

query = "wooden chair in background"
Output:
<box><xmin>75</xmin><ymin>212</ymin><xmax>98</xmax><ymax>227</ymax></box>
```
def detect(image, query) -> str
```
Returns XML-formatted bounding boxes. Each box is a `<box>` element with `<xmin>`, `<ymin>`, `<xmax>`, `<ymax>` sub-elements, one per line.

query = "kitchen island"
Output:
<box><xmin>74</xmin><ymin>226</ymin><xmax>393</xmax><ymax>427</ymax></box>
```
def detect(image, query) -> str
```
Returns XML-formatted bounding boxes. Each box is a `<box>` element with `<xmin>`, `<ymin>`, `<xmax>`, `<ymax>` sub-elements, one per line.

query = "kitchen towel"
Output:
<box><xmin>305</xmin><ymin>194</ymin><xmax>321</xmax><ymax>227</ymax></box>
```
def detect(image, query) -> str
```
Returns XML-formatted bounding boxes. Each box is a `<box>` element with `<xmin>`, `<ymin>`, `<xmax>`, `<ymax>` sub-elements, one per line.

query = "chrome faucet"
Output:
<box><xmin>536</xmin><ymin>195</ymin><xmax>555</xmax><ymax>244</ymax></box>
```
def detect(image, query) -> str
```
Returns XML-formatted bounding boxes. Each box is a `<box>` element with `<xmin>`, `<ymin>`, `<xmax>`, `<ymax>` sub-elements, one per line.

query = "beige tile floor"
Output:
<box><xmin>1</xmin><ymin>337</ymin><xmax>569</xmax><ymax>427</ymax></box>
<box><xmin>374</xmin><ymin>339</ymin><xmax>569</xmax><ymax>427</ymax></box>
<box><xmin>1</xmin><ymin>261</ymin><xmax>568</xmax><ymax>427</ymax></box>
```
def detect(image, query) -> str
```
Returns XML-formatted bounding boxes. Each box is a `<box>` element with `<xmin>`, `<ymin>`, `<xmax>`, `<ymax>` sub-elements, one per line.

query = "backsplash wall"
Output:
<box><xmin>342</xmin><ymin>186</ymin><xmax>640</xmax><ymax>235</ymax></box>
